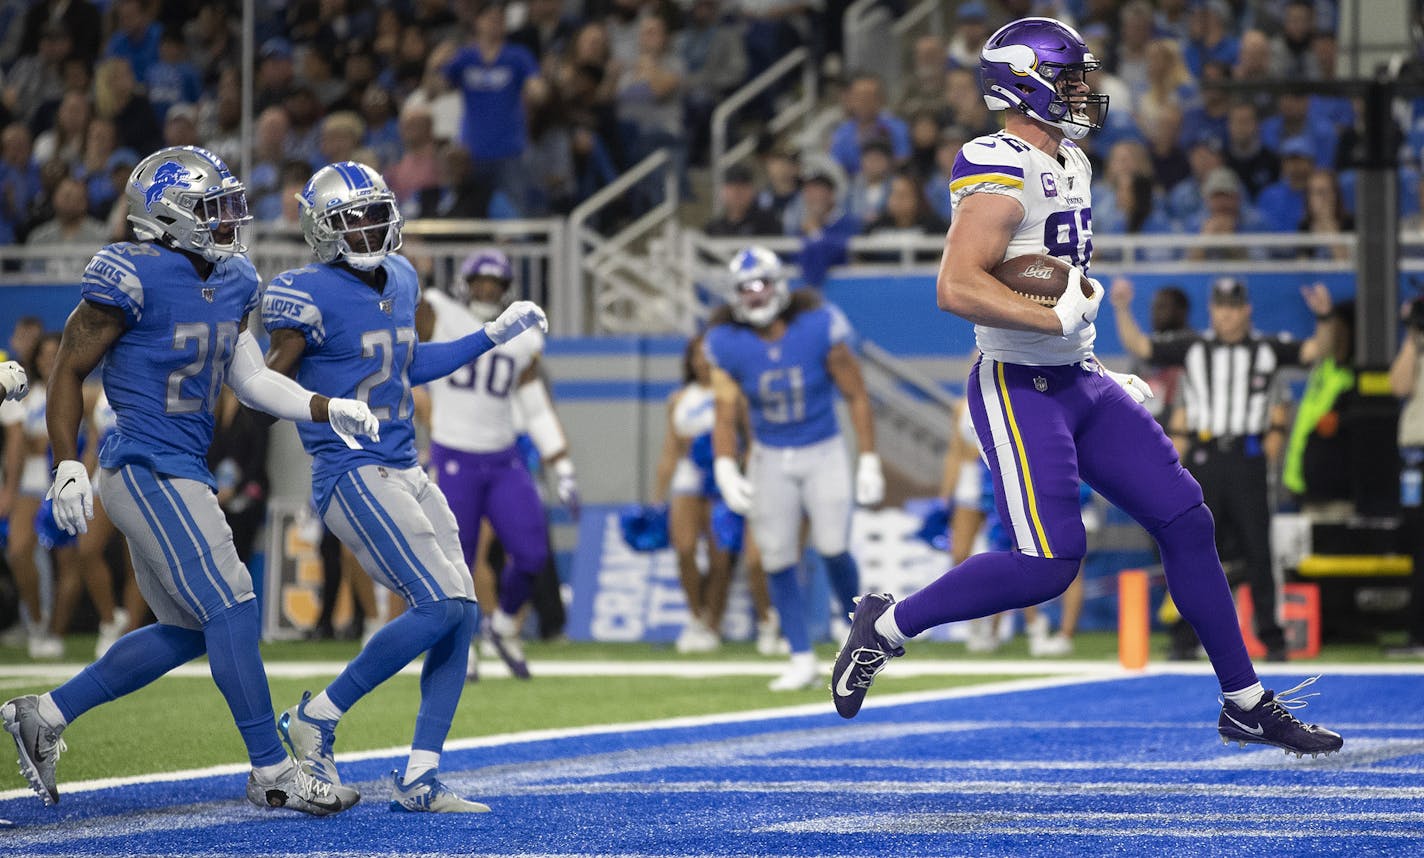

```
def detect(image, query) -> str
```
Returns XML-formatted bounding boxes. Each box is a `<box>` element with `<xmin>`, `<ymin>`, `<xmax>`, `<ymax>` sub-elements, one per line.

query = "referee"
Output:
<box><xmin>1111</xmin><ymin>276</ymin><xmax>1335</xmax><ymax>661</ymax></box>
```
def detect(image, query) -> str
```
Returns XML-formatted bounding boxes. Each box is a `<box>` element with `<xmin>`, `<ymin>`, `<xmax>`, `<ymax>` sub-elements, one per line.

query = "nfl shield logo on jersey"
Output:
<box><xmin>379</xmin><ymin>298</ymin><xmax>394</xmax><ymax>315</ymax></box>
<box><xmin>201</xmin><ymin>287</ymin><xmax>216</xmax><ymax>303</ymax></box>
<box><xmin>1034</xmin><ymin>376</ymin><xmax>1048</xmax><ymax>392</ymax></box>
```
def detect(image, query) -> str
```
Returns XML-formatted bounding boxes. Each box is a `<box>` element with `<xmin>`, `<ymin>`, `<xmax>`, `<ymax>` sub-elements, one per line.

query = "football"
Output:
<box><xmin>990</xmin><ymin>253</ymin><xmax>1083</xmax><ymax>307</ymax></box>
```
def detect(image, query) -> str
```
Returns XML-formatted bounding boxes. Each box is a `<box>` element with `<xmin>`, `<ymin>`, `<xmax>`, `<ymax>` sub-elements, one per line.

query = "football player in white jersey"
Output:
<box><xmin>831</xmin><ymin>17</ymin><xmax>1342</xmax><ymax>759</ymax></box>
<box><xmin>417</xmin><ymin>249</ymin><xmax>578</xmax><ymax>679</ymax></box>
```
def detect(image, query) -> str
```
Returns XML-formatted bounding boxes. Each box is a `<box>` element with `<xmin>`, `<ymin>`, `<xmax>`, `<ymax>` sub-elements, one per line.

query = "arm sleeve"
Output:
<box><xmin>515</xmin><ymin>378</ymin><xmax>567</xmax><ymax>459</ymax></box>
<box><xmin>80</xmin><ymin>245</ymin><xmax>144</xmax><ymax>327</ymax></box>
<box><xmin>226</xmin><ymin>330</ymin><xmax>319</xmax><ymax>422</ymax></box>
<box><xmin>948</xmin><ymin>137</ymin><xmax>1027</xmax><ymax>208</ymax></box>
<box><xmin>408</xmin><ymin>328</ymin><xmax>496</xmax><ymax>386</ymax></box>
<box><xmin>260</xmin><ymin>278</ymin><xmax>326</xmax><ymax>347</ymax></box>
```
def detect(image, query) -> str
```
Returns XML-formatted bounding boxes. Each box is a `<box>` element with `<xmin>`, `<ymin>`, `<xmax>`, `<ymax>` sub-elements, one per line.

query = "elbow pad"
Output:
<box><xmin>515</xmin><ymin>380</ymin><xmax>566</xmax><ymax>458</ymax></box>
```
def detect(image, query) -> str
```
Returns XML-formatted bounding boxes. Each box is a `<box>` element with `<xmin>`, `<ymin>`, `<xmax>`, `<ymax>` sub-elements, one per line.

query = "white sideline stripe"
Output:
<box><xmin>6</xmin><ymin>658</ymin><xmax>1424</xmax><ymax>683</ymax></box>
<box><xmin>0</xmin><ymin>674</ymin><xmax>1099</xmax><ymax>802</ymax></box>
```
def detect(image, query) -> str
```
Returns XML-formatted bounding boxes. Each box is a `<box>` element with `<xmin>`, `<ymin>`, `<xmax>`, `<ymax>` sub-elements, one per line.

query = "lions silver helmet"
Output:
<box><xmin>126</xmin><ymin>146</ymin><xmax>251</xmax><ymax>262</ymax></box>
<box><xmin>727</xmin><ymin>246</ymin><xmax>789</xmax><ymax>328</ymax></box>
<box><xmin>297</xmin><ymin>161</ymin><xmax>403</xmax><ymax>271</ymax></box>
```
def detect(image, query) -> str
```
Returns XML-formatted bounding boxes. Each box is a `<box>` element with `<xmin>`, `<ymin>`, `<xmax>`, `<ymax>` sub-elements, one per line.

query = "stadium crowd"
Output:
<box><xmin>0</xmin><ymin>0</ymin><xmax>1403</xmax><ymax>253</ymax></box>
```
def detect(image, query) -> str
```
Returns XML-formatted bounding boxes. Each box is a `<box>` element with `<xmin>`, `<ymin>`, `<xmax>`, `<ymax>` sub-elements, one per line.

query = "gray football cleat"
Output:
<box><xmin>2</xmin><ymin>695</ymin><xmax>66</xmax><ymax>806</ymax></box>
<box><xmin>389</xmin><ymin>769</ymin><xmax>491</xmax><ymax>813</ymax></box>
<box><xmin>246</xmin><ymin>760</ymin><xmax>360</xmax><ymax>816</ymax></box>
<box><xmin>278</xmin><ymin>691</ymin><xmax>341</xmax><ymax>785</ymax></box>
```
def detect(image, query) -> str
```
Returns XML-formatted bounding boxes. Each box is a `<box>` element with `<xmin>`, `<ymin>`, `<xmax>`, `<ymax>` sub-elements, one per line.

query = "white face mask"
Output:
<box><xmin>468</xmin><ymin>300</ymin><xmax>503</xmax><ymax>323</ymax></box>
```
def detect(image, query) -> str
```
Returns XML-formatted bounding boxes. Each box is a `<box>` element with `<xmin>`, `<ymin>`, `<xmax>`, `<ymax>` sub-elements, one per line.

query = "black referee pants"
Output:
<box><xmin>1188</xmin><ymin>442</ymin><xmax>1286</xmax><ymax>652</ymax></box>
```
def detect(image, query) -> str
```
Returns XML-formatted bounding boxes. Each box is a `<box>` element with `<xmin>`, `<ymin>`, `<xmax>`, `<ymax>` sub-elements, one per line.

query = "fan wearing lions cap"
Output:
<box><xmin>830</xmin><ymin>18</ymin><xmax>1343</xmax><ymax>762</ymax></box>
<box><xmin>704</xmin><ymin>245</ymin><xmax>883</xmax><ymax>693</ymax></box>
<box><xmin>416</xmin><ymin>248</ymin><xmax>577</xmax><ymax>682</ymax></box>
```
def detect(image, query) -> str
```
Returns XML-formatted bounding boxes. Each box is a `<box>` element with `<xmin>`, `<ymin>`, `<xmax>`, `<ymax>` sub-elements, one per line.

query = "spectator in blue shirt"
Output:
<box><xmin>1255</xmin><ymin>137</ymin><xmax>1315</xmax><ymax>233</ymax></box>
<box><xmin>445</xmin><ymin>1</ymin><xmax>541</xmax><ymax>214</ymax></box>
<box><xmin>924</xmin><ymin>125</ymin><xmax>967</xmax><ymax>223</ymax></box>
<box><xmin>0</xmin><ymin>122</ymin><xmax>39</xmax><ymax>245</ymax></box>
<box><xmin>1261</xmin><ymin>92</ymin><xmax>1338</xmax><ymax>168</ymax></box>
<box><xmin>846</xmin><ymin>138</ymin><xmax>895</xmax><ymax>222</ymax></box>
<box><xmin>104</xmin><ymin>0</ymin><xmax>162</xmax><ymax>83</ymax></box>
<box><xmin>1179</xmin><ymin>60</ymin><xmax>1232</xmax><ymax>152</ymax></box>
<box><xmin>144</xmin><ymin>29</ymin><xmax>203</xmax><ymax>121</ymax></box>
<box><xmin>784</xmin><ymin>161</ymin><xmax>860</xmax><ymax>287</ymax></box>
<box><xmin>1183</xmin><ymin>0</ymin><xmax>1240</xmax><ymax>78</ymax></box>
<box><xmin>1184</xmin><ymin>166</ymin><xmax>1270</xmax><ymax>261</ymax></box>
<box><xmin>828</xmin><ymin>73</ymin><xmax>910</xmax><ymax>177</ymax></box>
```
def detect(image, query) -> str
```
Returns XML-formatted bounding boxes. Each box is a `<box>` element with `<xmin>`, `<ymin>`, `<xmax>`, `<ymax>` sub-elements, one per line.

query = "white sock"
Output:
<box><xmin>491</xmin><ymin>610</ymin><xmax>518</xmax><ymax>637</ymax></box>
<box><xmin>302</xmin><ymin>690</ymin><xmax>344</xmax><ymax>722</ymax></box>
<box><xmin>875</xmin><ymin>604</ymin><xmax>908</xmax><ymax>648</ymax></box>
<box><xmin>1224</xmin><ymin>682</ymin><xmax>1265</xmax><ymax>711</ymax></box>
<box><xmin>254</xmin><ymin>758</ymin><xmax>294</xmax><ymax>783</ymax></box>
<box><xmin>403</xmin><ymin>750</ymin><xmax>440</xmax><ymax>784</ymax></box>
<box><xmin>37</xmin><ymin>693</ymin><xmax>67</xmax><ymax>728</ymax></box>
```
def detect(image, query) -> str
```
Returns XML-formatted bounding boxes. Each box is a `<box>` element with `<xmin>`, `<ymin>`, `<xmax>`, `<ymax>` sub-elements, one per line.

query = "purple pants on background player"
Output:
<box><xmin>895</xmin><ymin>357</ymin><xmax>1258</xmax><ymax>694</ymax></box>
<box><xmin>429</xmin><ymin>442</ymin><xmax>550</xmax><ymax>616</ymax></box>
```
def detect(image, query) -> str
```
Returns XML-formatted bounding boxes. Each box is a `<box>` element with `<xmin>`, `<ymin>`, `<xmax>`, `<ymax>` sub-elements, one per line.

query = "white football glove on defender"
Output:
<box><xmin>486</xmin><ymin>300</ymin><xmax>548</xmax><ymax>344</ymax></box>
<box><xmin>1054</xmin><ymin>269</ymin><xmax>1104</xmax><ymax>337</ymax></box>
<box><xmin>1104</xmin><ymin>368</ymin><xmax>1155</xmax><ymax>404</ymax></box>
<box><xmin>49</xmin><ymin>459</ymin><xmax>93</xmax><ymax>536</ymax></box>
<box><xmin>855</xmin><ymin>452</ymin><xmax>884</xmax><ymax>506</ymax></box>
<box><xmin>327</xmin><ymin>398</ymin><xmax>380</xmax><ymax>442</ymax></box>
<box><xmin>0</xmin><ymin>361</ymin><xmax>28</xmax><ymax>401</ymax></box>
<box><xmin>714</xmin><ymin>456</ymin><xmax>754</xmax><ymax>515</ymax></box>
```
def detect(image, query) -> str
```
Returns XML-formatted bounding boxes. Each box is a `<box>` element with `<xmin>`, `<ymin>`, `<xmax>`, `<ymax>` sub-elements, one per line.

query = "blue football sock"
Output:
<box><xmin>412</xmin><ymin>601</ymin><xmax>477</xmax><ymax>754</ymax></box>
<box><xmin>822</xmin><ymin>552</ymin><xmax>861</xmax><ymax>618</ymax></box>
<box><xmin>326</xmin><ymin>600</ymin><xmax>466</xmax><ymax>713</ymax></box>
<box><xmin>766</xmin><ymin>566</ymin><xmax>811</xmax><ymax>654</ymax></box>
<box><xmin>203</xmin><ymin>600</ymin><xmax>286</xmax><ymax>768</ymax></box>
<box><xmin>50</xmin><ymin>623</ymin><xmax>206</xmax><ymax>724</ymax></box>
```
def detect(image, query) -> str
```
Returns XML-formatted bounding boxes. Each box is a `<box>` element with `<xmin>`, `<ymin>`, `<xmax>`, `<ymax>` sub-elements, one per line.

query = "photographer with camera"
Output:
<box><xmin>1388</xmin><ymin>296</ymin><xmax>1424</xmax><ymax>655</ymax></box>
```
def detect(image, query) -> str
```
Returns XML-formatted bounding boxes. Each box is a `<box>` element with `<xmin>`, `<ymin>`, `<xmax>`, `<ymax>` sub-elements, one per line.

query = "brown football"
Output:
<box><xmin>990</xmin><ymin>253</ymin><xmax>1081</xmax><ymax>307</ymax></box>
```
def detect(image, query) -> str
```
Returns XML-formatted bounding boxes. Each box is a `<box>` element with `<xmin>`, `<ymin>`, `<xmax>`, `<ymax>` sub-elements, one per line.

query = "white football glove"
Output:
<box><xmin>714</xmin><ymin>456</ymin><xmax>754</xmax><ymax>515</ymax></box>
<box><xmin>553</xmin><ymin>457</ymin><xmax>581</xmax><ymax>520</ymax></box>
<box><xmin>1054</xmin><ymin>269</ymin><xmax>1104</xmax><ymax>337</ymax></box>
<box><xmin>855</xmin><ymin>452</ymin><xmax>884</xmax><ymax>506</ymax></box>
<box><xmin>0</xmin><ymin>361</ymin><xmax>28</xmax><ymax>401</ymax></box>
<box><xmin>1105</xmin><ymin>368</ymin><xmax>1155</xmax><ymax>404</ymax></box>
<box><xmin>486</xmin><ymin>300</ymin><xmax>548</xmax><ymax>344</ymax></box>
<box><xmin>327</xmin><ymin>398</ymin><xmax>380</xmax><ymax>442</ymax></box>
<box><xmin>49</xmin><ymin>459</ymin><xmax>93</xmax><ymax>536</ymax></box>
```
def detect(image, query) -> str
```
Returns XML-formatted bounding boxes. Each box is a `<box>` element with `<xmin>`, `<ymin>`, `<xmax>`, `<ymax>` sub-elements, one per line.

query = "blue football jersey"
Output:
<box><xmin>704</xmin><ymin>303</ymin><xmax>852</xmax><ymax>448</ymax></box>
<box><xmin>262</xmin><ymin>255</ymin><xmax>420</xmax><ymax>512</ymax></box>
<box><xmin>82</xmin><ymin>242</ymin><xmax>259</xmax><ymax>487</ymax></box>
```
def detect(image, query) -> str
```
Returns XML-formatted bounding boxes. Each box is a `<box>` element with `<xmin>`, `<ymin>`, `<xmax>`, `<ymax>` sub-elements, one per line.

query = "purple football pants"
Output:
<box><xmin>430</xmin><ymin>442</ymin><xmax>550</xmax><ymax>616</ymax></box>
<box><xmin>896</xmin><ymin>357</ymin><xmax>1258</xmax><ymax>693</ymax></box>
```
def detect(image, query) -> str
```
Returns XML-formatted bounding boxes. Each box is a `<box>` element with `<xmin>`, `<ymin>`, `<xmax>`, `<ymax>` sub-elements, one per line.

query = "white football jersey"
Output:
<box><xmin>950</xmin><ymin>130</ymin><xmax>1095</xmax><ymax>366</ymax></box>
<box><xmin>424</xmin><ymin>289</ymin><xmax>544</xmax><ymax>453</ymax></box>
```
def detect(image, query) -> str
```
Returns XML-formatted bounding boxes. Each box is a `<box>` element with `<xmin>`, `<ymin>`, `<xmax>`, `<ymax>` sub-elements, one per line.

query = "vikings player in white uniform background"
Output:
<box><xmin>416</xmin><ymin>248</ymin><xmax>578</xmax><ymax>679</ymax></box>
<box><xmin>830</xmin><ymin>18</ymin><xmax>1341</xmax><ymax>758</ymax></box>
<box><xmin>707</xmin><ymin>246</ymin><xmax>885</xmax><ymax>692</ymax></box>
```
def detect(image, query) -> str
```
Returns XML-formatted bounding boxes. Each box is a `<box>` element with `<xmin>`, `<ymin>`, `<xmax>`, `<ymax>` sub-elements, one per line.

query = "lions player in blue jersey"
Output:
<box><xmin>2</xmin><ymin>146</ymin><xmax>381</xmax><ymax>815</ymax></box>
<box><xmin>706</xmin><ymin>246</ymin><xmax>884</xmax><ymax>691</ymax></box>
<box><xmin>262</xmin><ymin>161</ymin><xmax>545</xmax><ymax>813</ymax></box>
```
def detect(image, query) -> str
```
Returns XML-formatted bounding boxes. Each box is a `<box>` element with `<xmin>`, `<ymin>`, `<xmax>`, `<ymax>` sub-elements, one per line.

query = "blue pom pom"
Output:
<box><xmin>36</xmin><ymin>498</ymin><xmax>77</xmax><ymax>551</ymax></box>
<box><xmin>619</xmin><ymin>504</ymin><xmax>670</xmax><ymax>552</ymax></box>
<box><xmin>914</xmin><ymin>499</ymin><xmax>951</xmax><ymax>551</ymax></box>
<box><xmin>710</xmin><ymin>501</ymin><xmax>744</xmax><ymax>552</ymax></box>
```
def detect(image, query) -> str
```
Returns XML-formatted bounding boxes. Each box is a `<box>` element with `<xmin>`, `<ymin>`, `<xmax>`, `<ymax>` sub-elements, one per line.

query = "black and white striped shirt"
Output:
<box><xmin>1149</xmin><ymin>331</ymin><xmax>1303</xmax><ymax>438</ymax></box>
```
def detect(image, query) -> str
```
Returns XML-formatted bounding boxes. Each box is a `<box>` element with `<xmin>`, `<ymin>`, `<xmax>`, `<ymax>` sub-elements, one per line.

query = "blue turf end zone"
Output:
<box><xmin>3</xmin><ymin>673</ymin><xmax>1422</xmax><ymax>857</ymax></box>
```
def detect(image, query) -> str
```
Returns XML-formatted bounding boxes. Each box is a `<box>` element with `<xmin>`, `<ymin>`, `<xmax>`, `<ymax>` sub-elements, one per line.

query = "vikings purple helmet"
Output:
<box><xmin>979</xmin><ymin>18</ymin><xmax>1108</xmax><ymax>140</ymax></box>
<box><xmin>456</xmin><ymin>248</ymin><xmax>514</xmax><ymax>319</ymax></box>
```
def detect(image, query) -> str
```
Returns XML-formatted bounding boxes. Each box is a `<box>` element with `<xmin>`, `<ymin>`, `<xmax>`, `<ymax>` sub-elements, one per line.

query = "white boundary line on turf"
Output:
<box><xmin>0</xmin><ymin>673</ymin><xmax>1110</xmax><ymax>802</ymax></box>
<box><xmin>6</xmin><ymin>658</ymin><xmax>1424</xmax><ymax>682</ymax></box>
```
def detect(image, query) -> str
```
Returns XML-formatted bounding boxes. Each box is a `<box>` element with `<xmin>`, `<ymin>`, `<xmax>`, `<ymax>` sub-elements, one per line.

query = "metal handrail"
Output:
<box><xmin>710</xmin><ymin>48</ymin><xmax>816</xmax><ymax>216</ymax></box>
<box><xmin>892</xmin><ymin>0</ymin><xmax>943</xmax><ymax>38</ymax></box>
<box><xmin>860</xmin><ymin>340</ymin><xmax>958</xmax><ymax>411</ymax></box>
